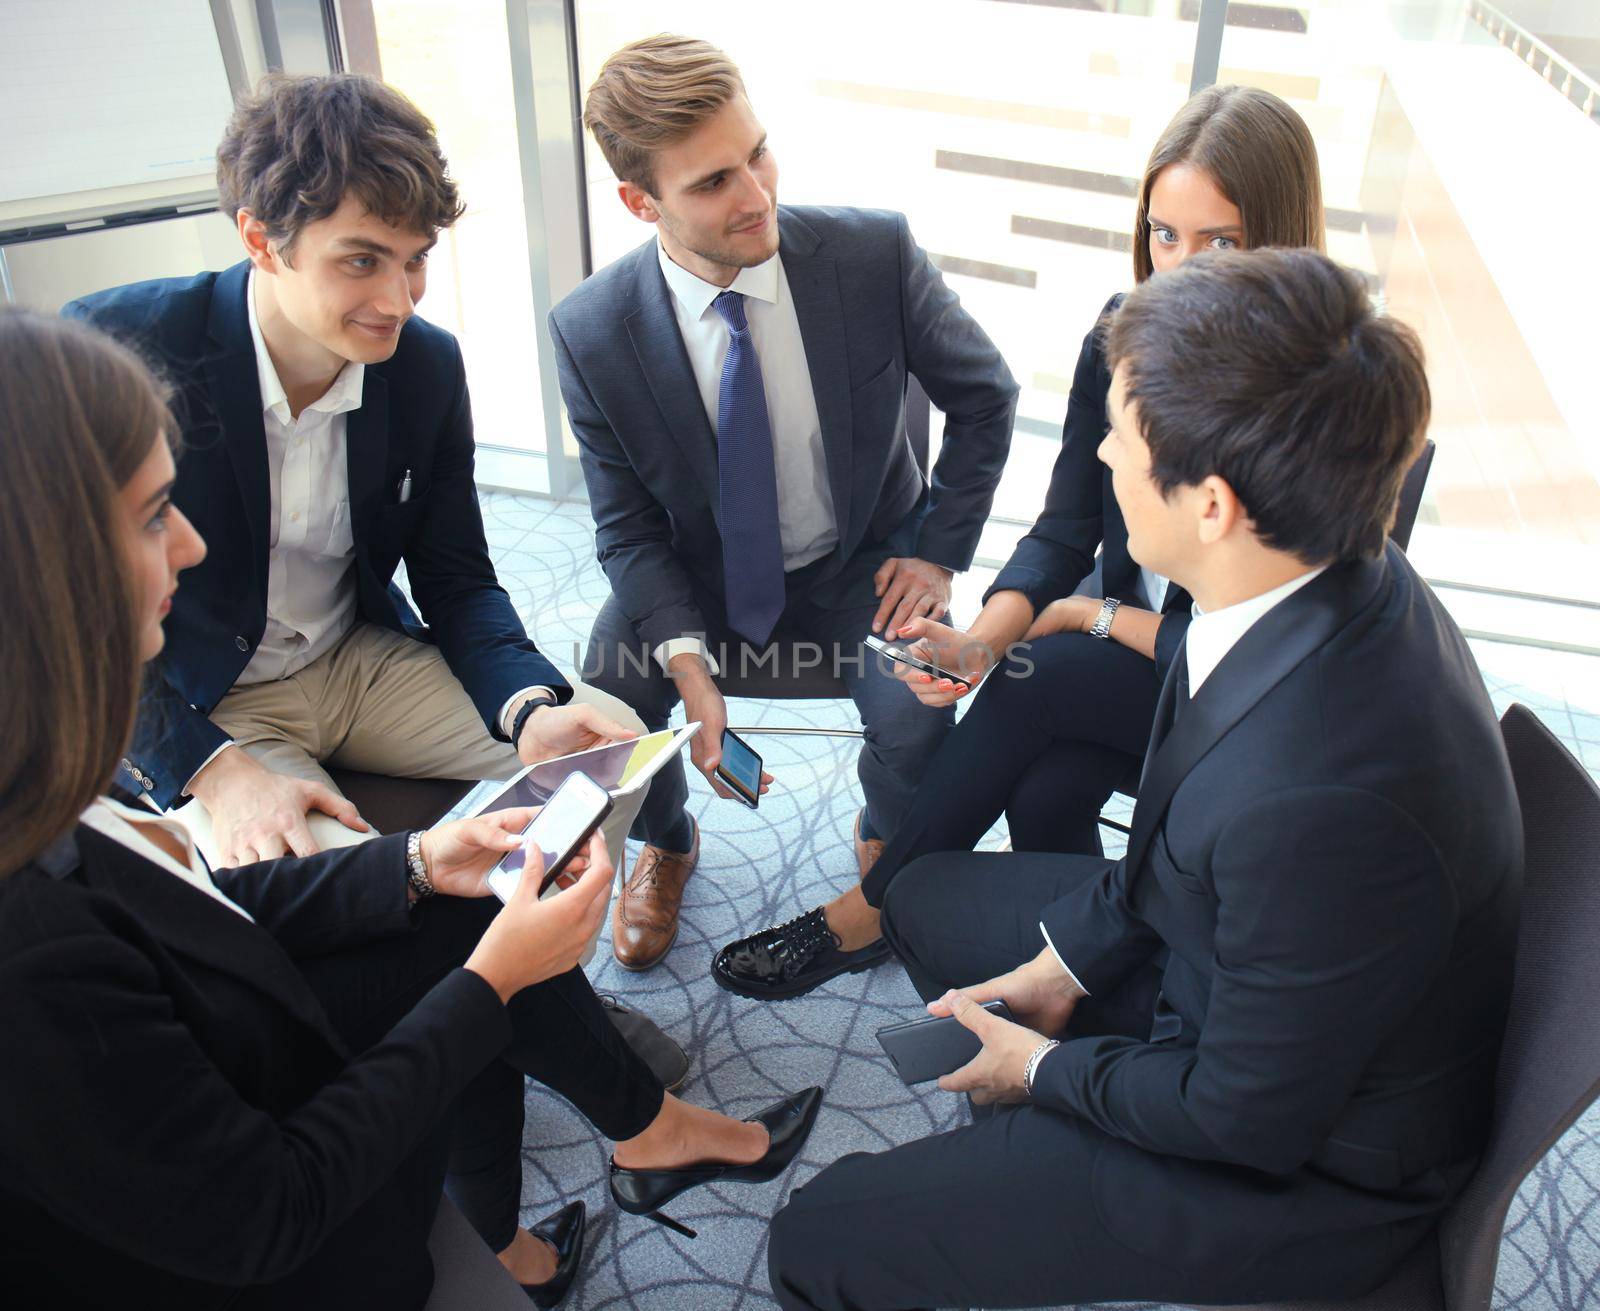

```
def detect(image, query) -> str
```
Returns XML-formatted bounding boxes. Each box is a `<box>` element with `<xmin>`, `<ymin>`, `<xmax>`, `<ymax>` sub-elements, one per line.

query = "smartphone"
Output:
<box><xmin>875</xmin><ymin>1001</ymin><xmax>1015</xmax><ymax>1085</ymax></box>
<box><xmin>485</xmin><ymin>771</ymin><xmax>613</xmax><ymax>904</ymax></box>
<box><xmin>715</xmin><ymin>727</ymin><xmax>763</xmax><ymax>809</ymax></box>
<box><xmin>863</xmin><ymin>633</ymin><xmax>971</xmax><ymax>690</ymax></box>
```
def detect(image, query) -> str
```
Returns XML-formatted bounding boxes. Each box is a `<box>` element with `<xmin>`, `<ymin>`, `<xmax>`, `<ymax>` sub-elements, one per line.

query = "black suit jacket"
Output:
<box><xmin>1035</xmin><ymin>544</ymin><xmax>1522</xmax><ymax>1259</ymax></box>
<box><xmin>549</xmin><ymin>206</ymin><xmax>1018</xmax><ymax>650</ymax></box>
<box><xmin>0</xmin><ymin>826</ymin><xmax>510</xmax><ymax>1308</ymax></box>
<box><xmin>986</xmin><ymin>293</ymin><xmax>1191</xmax><ymax>670</ymax></box>
<box><xmin>65</xmin><ymin>263</ymin><xmax>569</xmax><ymax>808</ymax></box>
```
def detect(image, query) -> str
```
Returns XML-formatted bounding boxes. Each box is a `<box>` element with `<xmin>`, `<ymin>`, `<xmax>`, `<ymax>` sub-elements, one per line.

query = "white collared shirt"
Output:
<box><xmin>236</xmin><ymin>270</ymin><xmax>365</xmax><ymax>686</ymax></box>
<box><xmin>1183</xmin><ymin>566</ymin><xmax>1327</xmax><ymax>695</ymax></box>
<box><xmin>1039</xmin><ymin>563</ymin><xmax>1328</xmax><ymax>998</ymax></box>
<box><xmin>654</xmin><ymin>240</ymin><xmax>837</xmax><ymax>671</ymax></box>
<box><xmin>81</xmin><ymin>796</ymin><xmax>253</xmax><ymax>921</ymax></box>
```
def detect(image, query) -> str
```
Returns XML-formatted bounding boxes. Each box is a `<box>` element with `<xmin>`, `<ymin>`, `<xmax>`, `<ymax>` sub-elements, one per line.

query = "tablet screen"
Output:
<box><xmin>476</xmin><ymin>729</ymin><xmax>684</xmax><ymax>811</ymax></box>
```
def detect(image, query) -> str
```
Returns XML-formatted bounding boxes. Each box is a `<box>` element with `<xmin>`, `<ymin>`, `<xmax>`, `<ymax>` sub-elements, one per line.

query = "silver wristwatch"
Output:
<box><xmin>406</xmin><ymin>830</ymin><xmax>435</xmax><ymax>900</ymax></box>
<box><xmin>1089</xmin><ymin>596</ymin><xmax>1122</xmax><ymax>640</ymax></box>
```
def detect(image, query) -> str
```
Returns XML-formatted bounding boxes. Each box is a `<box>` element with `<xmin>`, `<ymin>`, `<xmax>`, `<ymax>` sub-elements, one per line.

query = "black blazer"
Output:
<box><xmin>987</xmin><ymin>295</ymin><xmax>1129</xmax><ymax>609</ymax></box>
<box><xmin>65</xmin><ymin>263</ymin><xmax>570</xmax><ymax>808</ymax></box>
<box><xmin>549</xmin><ymin>206</ymin><xmax>1018</xmax><ymax>650</ymax></box>
<box><xmin>0</xmin><ymin>826</ymin><xmax>510</xmax><ymax>1308</ymax></box>
<box><xmin>985</xmin><ymin>294</ymin><xmax>1191</xmax><ymax>671</ymax></box>
<box><xmin>1036</xmin><ymin>544</ymin><xmax>1522</xmax><ymax>1265</ymax></box>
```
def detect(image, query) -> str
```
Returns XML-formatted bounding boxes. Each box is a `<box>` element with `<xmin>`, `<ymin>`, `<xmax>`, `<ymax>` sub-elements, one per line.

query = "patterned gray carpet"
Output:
<box><xmin>475</xmin><ymin>493</ymin><xmax>1600</xmax><ymax>1311</ymax></box>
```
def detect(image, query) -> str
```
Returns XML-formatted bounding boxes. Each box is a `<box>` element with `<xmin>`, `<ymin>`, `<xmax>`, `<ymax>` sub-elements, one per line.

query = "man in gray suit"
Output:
<box><xmin>550</xmin><ymin>36</ymin><xmax>1017</xmax><ymax>973</ymax></box>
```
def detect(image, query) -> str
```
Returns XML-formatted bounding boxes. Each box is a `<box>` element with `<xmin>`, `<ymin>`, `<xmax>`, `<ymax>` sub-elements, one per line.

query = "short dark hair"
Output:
<box><xmin>1106</xmin><ymin>249</ymin><xmax>1430</xmax><ymax>565</ymax></box>
<box><xmin>216</xmin><ymin>73</ymin><xmax>464</xmax><ymax>258</ymax></box>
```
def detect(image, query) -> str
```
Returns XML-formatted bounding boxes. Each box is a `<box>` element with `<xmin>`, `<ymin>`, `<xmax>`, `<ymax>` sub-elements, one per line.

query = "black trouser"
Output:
<box><xmin>768</xmin><ymin>852</ymin><xmax>1438</xmax><ymax>1311</ymax></box>
<box><xmin>283</xmin><ymin>895</ymin><xmax>663</xmax><ymax>1284</ymax></box>
<box><xmin>861</xmin><ymin>630</ymin><xmax>1162</xmax><ymax>908</ymax></box>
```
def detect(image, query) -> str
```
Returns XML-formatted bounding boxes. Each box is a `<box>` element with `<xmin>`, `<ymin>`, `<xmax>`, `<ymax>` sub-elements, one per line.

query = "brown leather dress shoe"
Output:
<box><xmin>854</xmin><ymin>809</ymin><xmax>885</xmax><ymax>879</ymax></box>
<box><xmin>613</xmin><ymin>817</ymin><xmax>699</xmax><ymax>971</ymax></box>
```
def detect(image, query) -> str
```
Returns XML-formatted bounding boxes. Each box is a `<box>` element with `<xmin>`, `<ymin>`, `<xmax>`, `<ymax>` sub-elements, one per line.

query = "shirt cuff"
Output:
<box><xmin>180</xmin><ymin>740</ymin><xmax>237</xmax><ymax>804</ymax></box>
<box><xmin>652</xmin><ymin>637</ymin><xmax>721</xmax><ymax>677</ymax></box>
<box><xmin>1038</xmin><ymin>921</ymin><xmax>1091</xmax><ymax>997</ymax></box>
<box><xmin>499</xmin><ymin>687</ymin><xmax>555</xmax><ymax>740</ymax></box>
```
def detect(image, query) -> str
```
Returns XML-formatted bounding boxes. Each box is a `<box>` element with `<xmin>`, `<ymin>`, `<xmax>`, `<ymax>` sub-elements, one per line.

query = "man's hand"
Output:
<box><xmin>671</xmin><ymin>654</ymin><xmax>774</xmax><ymax>801</ymax></box>
<box><xmin>888</xmin><ymin>616</ymin><xmax>998</xmax><ymax>707</ymax></box>
<box><xmin>189</xmin><ymin>745</ymin><xmax>369</xmax><ymax>866</ymax></box>
<box><xmin>516</xmin><ymin>699</ymin><xmax>637</xmax><ymax>767</ymax></box>
<box><xmin>872</xmin><ymin>556</ymin><xmax>953</xmax><ymax>635</ymax></box>
<box><xmin>925</xmin><ymin>946</ymin><xmax>1086</xmax><ymax>1039</ymax></box>
<box><xmin>934</xmin><ymin>991</ymin><xmax>1049</xmax><ymax>1105</ymax></box>
<box><xmin>419</xmin><ymin>807</ymin><xmax>540</xmax><ymax>898</ymax></box>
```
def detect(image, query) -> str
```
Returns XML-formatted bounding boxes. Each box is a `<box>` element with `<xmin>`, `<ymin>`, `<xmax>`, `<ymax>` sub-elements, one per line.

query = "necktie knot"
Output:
<box><xmin>713</xmin><ymin>289</ymin><xmax>750</xmax><ymax>335</ymax></box>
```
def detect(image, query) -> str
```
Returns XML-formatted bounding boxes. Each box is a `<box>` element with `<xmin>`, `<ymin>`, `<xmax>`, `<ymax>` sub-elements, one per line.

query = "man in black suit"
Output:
<box><xmin>67</xmin><ymin>73</ymin><xmax>682</xmax><ymax>1084</ymax></box>
<box><xmin>767</xmin><ymin>249</ymin><xmax>1524</xmax><ymax>1310</ymax></box>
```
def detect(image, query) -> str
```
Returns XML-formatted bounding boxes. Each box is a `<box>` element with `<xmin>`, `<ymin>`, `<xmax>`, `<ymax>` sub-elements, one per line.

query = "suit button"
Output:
<box><xmin>142</xmin><ymin>778</ymin><xmax>154</xmax><ymax>791</ymax></box>
<box><xmin>235</xmin><ymin>635</ymin><xmax>250</xmax><ymax>651</ymax></box>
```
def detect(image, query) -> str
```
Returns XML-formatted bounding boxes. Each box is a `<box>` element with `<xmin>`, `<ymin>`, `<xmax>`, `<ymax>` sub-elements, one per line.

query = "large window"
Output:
<box><xmin>368</xmin><ymin>0</ymin><xmax>548</xmax><ymax>482</ymax></box>
<box><xmin>1214</xmin><ymin>0</ymin><xmax>1600</xmax><ymax>614</ymax></box>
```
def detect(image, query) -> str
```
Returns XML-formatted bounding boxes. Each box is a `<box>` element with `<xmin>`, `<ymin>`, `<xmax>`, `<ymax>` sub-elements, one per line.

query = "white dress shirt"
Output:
<box><xmin>1039</xmin><ymin>564</ymin><xmax>1327</xmax><ymax>999</ymax></box>
<box><xmin>81</xmin><ymin>796</ymin><xmax>253</xmax><ymax>921</ymax></box>
<box><xmin>653</xmin><ymin>240</ymin><xmax>838</xmax><ymax>672</ymax></box>
<box><xmin>237</xmin><ymin>270</ymin><xmax>364</xmax><ymax>687</ymax></box>
<box><xmin>1139</xmin><ymin>565</ymin><xmax>1171</xmax><ymax>614</ymax></box>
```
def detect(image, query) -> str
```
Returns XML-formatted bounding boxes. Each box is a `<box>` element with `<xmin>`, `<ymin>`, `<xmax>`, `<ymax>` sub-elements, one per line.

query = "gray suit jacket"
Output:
<box><xmin>548</xmin><ymin>205</ymin><xmax>1018</xmax><ymax>650</ymax></box>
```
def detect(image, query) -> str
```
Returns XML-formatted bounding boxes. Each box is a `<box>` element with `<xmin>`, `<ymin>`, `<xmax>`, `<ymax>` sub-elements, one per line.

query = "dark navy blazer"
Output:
<box><xmin>548</xmin><ymin>206</ymin><xmax>1019</xmax><ymax>651</ymax></box>
<box><xmin>67</xmin><ymin>262</ymin><xmax>569</xmax><ymax>809</ymax></box>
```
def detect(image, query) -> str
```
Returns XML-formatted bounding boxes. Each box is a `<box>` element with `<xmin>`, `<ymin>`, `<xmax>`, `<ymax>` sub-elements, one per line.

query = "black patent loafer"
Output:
<box><xmin>713</xmin><ymin>907</ymin><xmax>891</xmax><ymax>1000</ymax></box>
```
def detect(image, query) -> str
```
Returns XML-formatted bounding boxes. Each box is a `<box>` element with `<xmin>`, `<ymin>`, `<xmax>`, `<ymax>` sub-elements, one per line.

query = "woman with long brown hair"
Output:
<box><xmin>715</xmin><ymin>86</ymin><xmax>1329</xmax><ymax>997</ymax></box>
<box><xmin>0</xmin><ymin>308</ymin><xmax>819</xmax><ymax>1307</ymax></box>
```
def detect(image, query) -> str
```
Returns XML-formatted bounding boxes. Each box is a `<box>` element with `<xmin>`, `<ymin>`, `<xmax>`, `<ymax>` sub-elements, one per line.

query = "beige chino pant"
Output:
<box><xmin>173</xmin><ymin>623</ymin><xmax>646</xmax><ymax>962</ymax></box>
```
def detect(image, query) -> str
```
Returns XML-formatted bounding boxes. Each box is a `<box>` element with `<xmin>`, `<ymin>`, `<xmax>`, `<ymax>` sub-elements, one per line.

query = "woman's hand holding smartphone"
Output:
<box><xmin>463</xmin><ymin>830</ymin><xmax>616</xmax><ymax>1004</ymax></box>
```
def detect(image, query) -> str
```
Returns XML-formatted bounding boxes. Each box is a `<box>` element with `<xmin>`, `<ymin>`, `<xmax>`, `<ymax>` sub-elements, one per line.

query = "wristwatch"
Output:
<box><xmin>1089</xmin><ymin>596</ymin><xmax>1122</xmax><ymax>640</ymax></box>
<box><xmin>510</xmin><ymin>690</ymin><xmax>559</xmax><ymax>746</ymax></box>
<box><xmin>405</xmin><ymin>830</ymin><xmax>435</xmax><ymax>901</ymax></box>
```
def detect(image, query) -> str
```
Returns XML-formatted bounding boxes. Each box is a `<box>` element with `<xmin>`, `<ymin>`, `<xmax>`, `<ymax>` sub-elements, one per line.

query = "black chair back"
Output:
<box><xmin>1390</xmin><ymin>438</ymin><xmax>1436</xmax><ymax>553</ymax></box>
<box><xmin>1435</xmin><ymin>704</ymin><xmax>1600</xmax><ymax>1310</ymax></box>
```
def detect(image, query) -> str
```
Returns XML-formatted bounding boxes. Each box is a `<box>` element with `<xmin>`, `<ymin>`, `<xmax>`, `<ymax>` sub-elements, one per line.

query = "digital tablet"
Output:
<box><xmin>444</xmin><ymin>722</ymin><xmax>701</xmax><ymax>823</ymax></box>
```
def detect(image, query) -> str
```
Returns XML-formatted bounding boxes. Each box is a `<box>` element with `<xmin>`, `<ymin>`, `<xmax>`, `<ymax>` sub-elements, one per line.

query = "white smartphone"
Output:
<box><xmin>485</xmin><ymin>771</ymin><xmax>613</xmax><ymax>904</ymax></box>
<box><xmin>863</xmin><ymin>633</ymin><xmax>971</xmax><ymax>690</ymax></box>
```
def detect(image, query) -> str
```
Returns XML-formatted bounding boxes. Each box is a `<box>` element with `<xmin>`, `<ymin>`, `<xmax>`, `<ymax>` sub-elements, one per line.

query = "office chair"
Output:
<box><xmin>1202</xmin><ymin>703</ymin><xmax>1600</xmax><ymax>1311</ymax></box>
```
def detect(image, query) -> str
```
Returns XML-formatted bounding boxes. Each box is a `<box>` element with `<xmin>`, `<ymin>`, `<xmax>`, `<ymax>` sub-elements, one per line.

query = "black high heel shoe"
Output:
<box><xmin>520</xmin><ymin>1200</ymin><xmax>586</xmax><ymax>1307</ymax></box>
<box><xmin>608</xmin><ymin>1087</ymin><xmax>823</xmax><ymax>1238</ymax></box>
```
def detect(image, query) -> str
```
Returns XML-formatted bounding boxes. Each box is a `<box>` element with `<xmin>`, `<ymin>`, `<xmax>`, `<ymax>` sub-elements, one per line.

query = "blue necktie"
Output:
<box><xmin>712</xmin><ymin>290</ymin><xmax>786</xmax><ymax>645</ymax></box>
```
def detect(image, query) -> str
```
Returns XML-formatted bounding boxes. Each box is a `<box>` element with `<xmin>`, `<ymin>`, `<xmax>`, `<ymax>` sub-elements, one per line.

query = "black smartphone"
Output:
<box><xmin>486</xmin><ymin>771</ymin><xmax>613</xmax><ymax>903</ymax></box>
<box><xmin>863</xmin><ymin>633</ymin><xmax>971</xmax><ymax>690</ymax></box>
<box><xmin>875</xmin><ymin>1001</ymin><xmax>1015</xmax><ymax>1085</ymax></box>
<box><xmin>715</xmin><ymin>727</ymin><xmax>763</xmax><ymax>809</ymax></box>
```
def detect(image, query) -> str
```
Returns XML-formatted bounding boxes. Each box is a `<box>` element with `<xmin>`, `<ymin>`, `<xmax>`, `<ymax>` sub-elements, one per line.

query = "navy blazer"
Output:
<box><xmin>548</xmin><ymin>206</ymin><xmax>1018</xmax><ymax>651</ymax></box>
<box><xmin>66</xmin><ymin>263</ymin><xmax>569</xmax><ymax>808</ymax></box>
<box><xmin>1034</xmin><ymin>543</ymin><xmax>1522</xmax><ymax>1263</ymax></box>
<box><xmin>0</xmin><ymin>826</ymin><xmax>510</xmax><ymax>1308</ymax></box>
